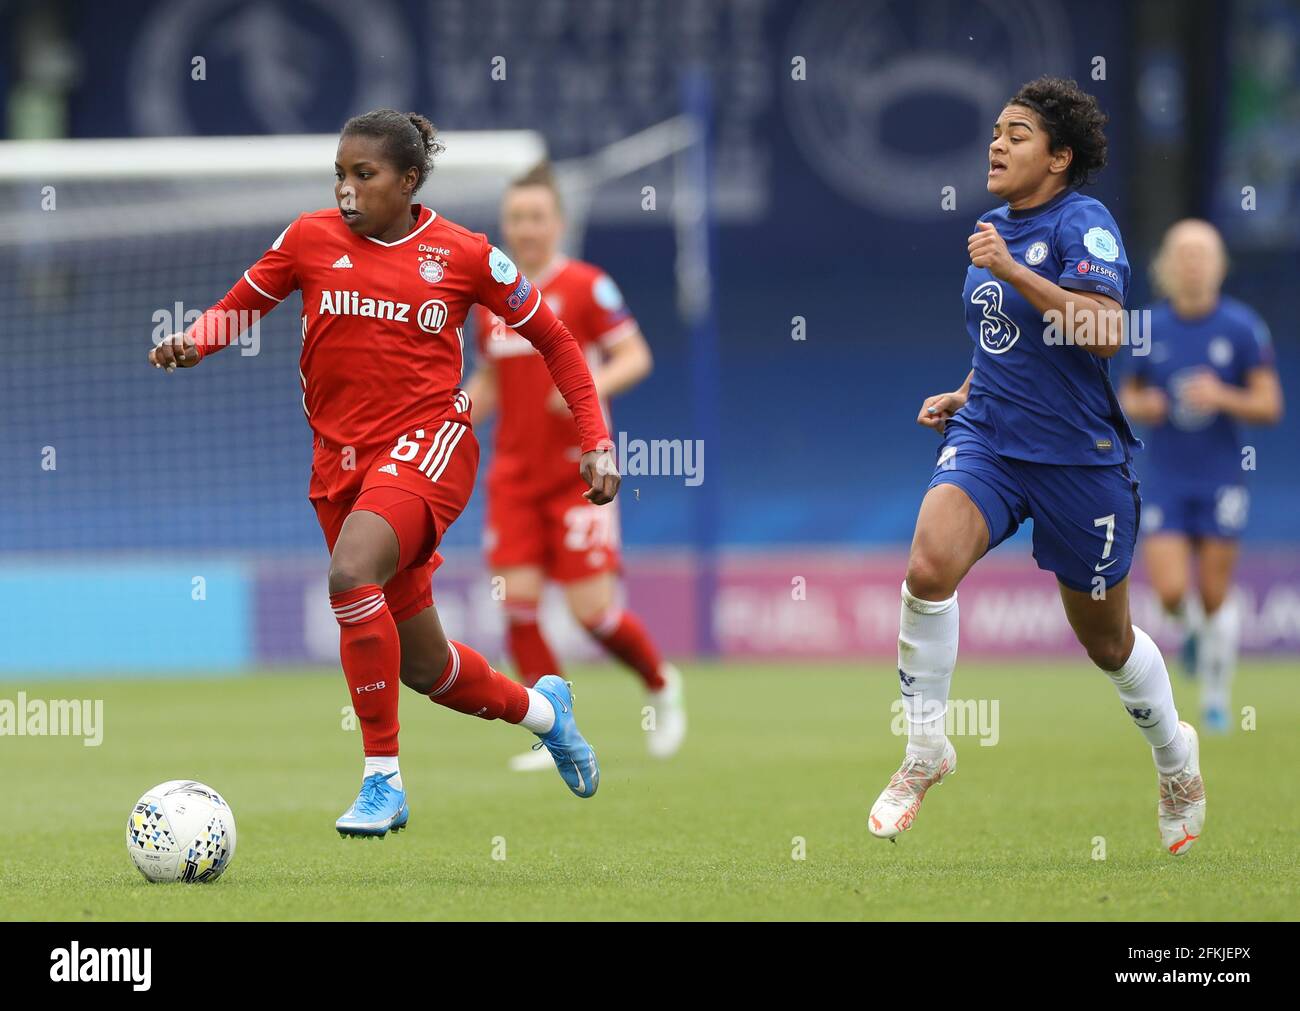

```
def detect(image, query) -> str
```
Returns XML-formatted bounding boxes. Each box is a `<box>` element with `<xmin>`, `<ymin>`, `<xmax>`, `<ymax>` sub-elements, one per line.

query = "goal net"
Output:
<box><xmin>0</xmin><ymin>116</ymin><xmax>711</xmax><ymax>671</ymax></box>
<box><xmin>0</xmin><ymin>131</ymin><xmax>546</xmax><ymax>558</ymax></box>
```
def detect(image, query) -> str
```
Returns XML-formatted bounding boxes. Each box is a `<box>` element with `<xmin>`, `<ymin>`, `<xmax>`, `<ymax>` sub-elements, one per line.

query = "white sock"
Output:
<box><xmin>1152</xmin><ymin>728</ymin><xmax>1190</xmax><ymax>775</ymax></box>
<box><xmin>520</xmin><ymin>688</ymin><xmax>556</xmax><ymax>734</ymax></box>
<box><xmin>1108</xmin><ymin>625</ymin><xmax>1187</xmax><ymax>772</ymax></box>
<box><xmin>898</xmin><ymin>581</ymin><xmax>958</xmax><ymax>761</ymax></box>
<box><xmin>1171</xmin><ymin>593</ymin><xmax>1204</xmax><ymax>645</ymax></box>
<box><xmin>649</xmin><ymin>663</ymin><xmax>681</xmax><ymax>700</ymax></box>
<box><xmin>1199</xmin><ymin>595</ymin><xmax>1240</xmax><ymax>714</ymax></box>
<box><xmin>364</xmin><ymin>755</ymin><xmax>402</xmax><ymax>790</ymax></box>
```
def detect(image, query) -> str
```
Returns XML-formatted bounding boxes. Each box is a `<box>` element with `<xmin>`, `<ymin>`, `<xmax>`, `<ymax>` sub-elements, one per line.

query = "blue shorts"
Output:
<box><xmin>928</xmin><ymin>426</ymin><xmax>1142</xmax><ymax>592</ymax></box>
<box><xmin>1139</xmin><ymin>483</ymin><xmax>1249</xmax><ymax>540</ymax></box>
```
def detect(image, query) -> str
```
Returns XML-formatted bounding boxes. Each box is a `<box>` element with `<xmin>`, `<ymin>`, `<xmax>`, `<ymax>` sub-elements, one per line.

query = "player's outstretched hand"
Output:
<box><xmin>149</xmin><ymin>332</ymin><xmax>200</xmax><ymax>373</ymax></box>
<box><xmin>917</xmin><ymin>390</ymin><xmax>967</xmax><ymax>435</ymax></box>
<box><xmin>581</xmin><ymin>449</ymin><xmax>621</xmax><ymax>505</ymax></box>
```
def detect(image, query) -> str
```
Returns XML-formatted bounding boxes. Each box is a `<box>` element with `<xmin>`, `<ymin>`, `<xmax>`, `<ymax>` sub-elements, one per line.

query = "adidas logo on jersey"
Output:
<box><xmin>378</xmin><ymin>463</ymin><xmax>399</xmax><ymax>476</ymax></box>
<box><xmin>332</xmin><ymin>254</ymin><xmax>353</xmax><ymax>269</ymax></box>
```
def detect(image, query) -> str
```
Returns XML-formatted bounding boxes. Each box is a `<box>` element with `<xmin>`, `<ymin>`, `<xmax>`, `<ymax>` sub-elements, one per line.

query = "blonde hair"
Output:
<box><xmin>1149</xmin><ymin>218</ymin><xmax>1228</xmax><ymax>298</ymax></box>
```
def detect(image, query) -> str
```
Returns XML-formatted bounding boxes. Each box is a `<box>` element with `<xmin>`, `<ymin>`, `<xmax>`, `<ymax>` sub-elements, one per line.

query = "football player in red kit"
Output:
<box><xmin>148</xmin><ymin>110</ymin><xmax>617</xmax><ymax>836</ymax></box>
<box><xmin>464</xmin><ymin>163</ymin><xmax>686</xmax><ymax>770</ymax></box>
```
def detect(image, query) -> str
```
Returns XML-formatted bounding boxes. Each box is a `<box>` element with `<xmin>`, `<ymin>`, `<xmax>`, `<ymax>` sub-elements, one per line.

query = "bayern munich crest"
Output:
<box><xmin>418</xmin><ymin>257</ymin><xmax>444</xmax><ymax>284</ymax></box>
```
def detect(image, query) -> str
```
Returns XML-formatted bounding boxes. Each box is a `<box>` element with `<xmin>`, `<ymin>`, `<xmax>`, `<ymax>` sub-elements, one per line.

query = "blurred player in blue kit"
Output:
<box><xmin>1120</xmin><ymin>219</ymin><xmax>1284</xmax><ymax>733</ymax></box>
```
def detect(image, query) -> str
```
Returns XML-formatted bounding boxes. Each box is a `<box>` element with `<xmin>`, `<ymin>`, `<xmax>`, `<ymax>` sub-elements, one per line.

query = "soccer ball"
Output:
<box><xmin>126</xmin><ymin>780</ymin><xmax>237</xmax><ymax>883</ymax></box>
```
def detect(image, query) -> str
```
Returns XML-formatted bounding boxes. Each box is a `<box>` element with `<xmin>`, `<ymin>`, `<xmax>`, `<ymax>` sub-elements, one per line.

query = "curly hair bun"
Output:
<box><xmin>341</xmin><ymin>108</ymin><xmax>446</xmax><ymax>194</ymax></box>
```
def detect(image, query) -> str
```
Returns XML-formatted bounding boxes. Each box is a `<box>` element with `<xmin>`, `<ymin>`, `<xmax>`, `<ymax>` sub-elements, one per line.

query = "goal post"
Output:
<box><xmin>0</xmin><ymin>131</ymin><xmax>548</xmax><ymax>243</ymax></box>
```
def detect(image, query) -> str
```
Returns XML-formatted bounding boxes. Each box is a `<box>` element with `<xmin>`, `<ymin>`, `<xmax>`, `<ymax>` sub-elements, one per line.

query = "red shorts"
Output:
<box><xmin>311</xmin><ymin>418</ymin><xmax>480</xmax><ymax>623</ymax></box>
<box><xmin>485</xmin><ymin>472</ymin><xmax>621</xmax><ymax>583</ymax></box>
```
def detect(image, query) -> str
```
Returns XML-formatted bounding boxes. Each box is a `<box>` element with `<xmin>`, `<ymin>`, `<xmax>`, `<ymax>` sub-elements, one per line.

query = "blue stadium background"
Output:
<box><xmin>1</xmin><ymin>1</ymin><xmax>1295</xmax><ymax>568</ymax></box>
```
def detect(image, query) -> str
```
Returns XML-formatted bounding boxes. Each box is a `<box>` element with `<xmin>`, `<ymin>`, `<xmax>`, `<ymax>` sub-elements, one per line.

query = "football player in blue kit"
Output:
<box><xmin>1120</xmin><ymin>219</ymin><xmax>1283</xmax><ymax>733</ymax></box>
<box><xmin>868</xmin><ymin>77</ymin><xmax>1207</xmax><ymax>856</ymax></box>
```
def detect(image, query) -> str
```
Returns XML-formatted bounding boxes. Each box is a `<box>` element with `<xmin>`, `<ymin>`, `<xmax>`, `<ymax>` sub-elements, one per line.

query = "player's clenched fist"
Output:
<box><xmin>149</xmin><ymin>332</ymin><xmax>200</xmax><ymax>372</ymax></box>
<box><xmin>1179</xmin><ymin>369</ymin><xmax>1228</xmax><ymax>414</ymax></box>
<box><xmin>917</xmin><ymin>389</ymin><xmax>968</xmax><ymax>435</ymax></box>
<box><xmin>581</xmin><ymin>448</ymin><xmax>621</xmax><ymax>505</ymax></box>
<box><xmin>968</xmin><ymin>221</ymin><xmax>1016</xmax><ymax>280</ymax></box>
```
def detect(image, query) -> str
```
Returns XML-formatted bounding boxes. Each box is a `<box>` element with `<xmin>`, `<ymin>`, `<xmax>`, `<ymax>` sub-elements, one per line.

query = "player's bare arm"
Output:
<box><xmin>464</xmin><ymin>361</ymin><xmax>499</xmax><ymax>425</ymax></box>
<box><xmin>968</xmin><ymin>221</ymin><xmax>1125</xmax><ymax>358</ymax></box>
<box><xmin>547</xmin><ymin>328</ymin><xmax>653</xmax><ymax>412</ymax></box>
<box><xmin>1180</xmin><ymin>365</ymin><xmax>1284</xmax><ymax>424</ymax></box>
<box><xmin>517</xmin><ymin>315</ymin><xmax>620</xmax><ymax>503</ymax></box>
<box><xmin>590</xmin><ymin>328</ymin><xmax>653</xmax><ymax>398</ymax></box>
<box><xmin>917</xmin><ymin>369</ymin><xmax>974</xmax><ymax>434</ymax></box>
<box><xmin>1119</xmin><ymin>374</ymin><xmax>1168</xmax><ymax>425</ymax></box>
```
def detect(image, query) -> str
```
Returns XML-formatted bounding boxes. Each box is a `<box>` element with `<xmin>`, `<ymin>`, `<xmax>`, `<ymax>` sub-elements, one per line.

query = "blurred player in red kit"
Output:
<box><xmin>148</xmin><ymin>111</ymin><xmax>616</xmax><ymax>836</ymax></box>
<box><xmin>465</xmin><ymin>163</ymin><xmax>687</xmax><ymax>770</ymax></box>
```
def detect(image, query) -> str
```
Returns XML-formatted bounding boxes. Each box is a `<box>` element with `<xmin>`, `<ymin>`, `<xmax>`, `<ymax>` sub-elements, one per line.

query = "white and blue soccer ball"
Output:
<box><xmin>126</xmin><ymin>780</ymin><xmax>236</xmax><ymax>883</ymax></box>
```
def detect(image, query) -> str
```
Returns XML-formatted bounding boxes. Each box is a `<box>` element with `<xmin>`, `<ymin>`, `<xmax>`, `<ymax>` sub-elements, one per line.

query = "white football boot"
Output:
<box><xmin>868</xmin><ymin>740</ymin><xmax>957</xmax><ymax>839</ymax></box>
<box><xmin>645</xmin><ymin>664</ymin><xmax>687</xmax><ymax>759</ymax></box>
<box><xmin>1158</xmin><ymin>721</ymin><xmax>1206</xmax><ymax>856</ymax></box>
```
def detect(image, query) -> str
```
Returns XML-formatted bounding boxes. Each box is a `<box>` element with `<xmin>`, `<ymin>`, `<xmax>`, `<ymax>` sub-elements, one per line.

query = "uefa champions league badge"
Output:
<box><xmin>417</xmin><ymin>253</ymin><xmax>445</xmax><ymax>284</ymax></box>
<box><xmin>1025</xmin><ymin>241</ymin><xmax>1048</xmax><ymax>266</ymax></box>
<box><xmin>593</xmin><ymin>273</ymin><xmax>625</xmax><ymax>309</ymax></box>
<box><xmin>1082</xmin><ymin>226</ymin><xmax>1119</xmax><ymax>261</ymax></box>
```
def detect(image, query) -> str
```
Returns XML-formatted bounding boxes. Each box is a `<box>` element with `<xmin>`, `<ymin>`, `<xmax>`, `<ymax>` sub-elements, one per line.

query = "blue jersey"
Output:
<box><xmin>951</xmin><ymin>188</ymin><xmax>1138</xmax><ymax>466</ymax></box>
<box><xmin>1129</xmin><ymin>296</ymin><xmax>1274</xmax><ymax>492</ymax></box>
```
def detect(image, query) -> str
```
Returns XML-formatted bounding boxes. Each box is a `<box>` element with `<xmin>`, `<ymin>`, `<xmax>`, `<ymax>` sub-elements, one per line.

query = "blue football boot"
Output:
<box><xmin>1203</xmin><ymin>705</ymin><xmax>1229</xmax><ymax>735</ymax></box>
<box><xmin>532</xmin><ymin>675</ymin><xmax>599</xmax><ymax>798</ymax></box>
<box><xmin>335</xmin><ymin>771</ymin><xmax>409</xmax><ymax>837</ymax></box>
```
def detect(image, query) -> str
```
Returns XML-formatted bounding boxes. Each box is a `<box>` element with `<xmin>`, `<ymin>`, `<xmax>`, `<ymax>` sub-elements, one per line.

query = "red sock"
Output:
<box><xmin>331</xmin><ymin>583</ymin><xmax>400</xmax><ymax>757</ymax></box>
<box><xmin>584</xmin><ymin>608</ymin><xmax>666</xmax><ymax>691</ymax></box>
<box><xmin>504</xmin><ymin>601</ymin><xmax>560</xmax><ymax>687</ymax></box>
<box><xmin>428</xmin><ymin>640</ymin><xmax>530</xmax><ymax>723</ymax></box>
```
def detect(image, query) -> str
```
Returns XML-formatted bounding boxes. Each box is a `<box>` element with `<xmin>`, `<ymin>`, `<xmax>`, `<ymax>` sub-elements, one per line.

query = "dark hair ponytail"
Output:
<box><xmin>340</xmin><ymin>109</ymin><xmax>446</xmax><ymax>193</ymax></box>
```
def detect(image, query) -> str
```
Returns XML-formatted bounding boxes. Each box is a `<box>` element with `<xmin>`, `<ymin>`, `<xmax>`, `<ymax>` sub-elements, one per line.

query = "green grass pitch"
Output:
<box><xmin>1</xmin><ymin>660</ymin><xmax>1295</xmax><ymax>921</ymax></box>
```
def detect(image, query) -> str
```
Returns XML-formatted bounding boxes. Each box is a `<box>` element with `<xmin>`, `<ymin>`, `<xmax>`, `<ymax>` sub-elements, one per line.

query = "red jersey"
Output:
<box><xmin>473</xmin><ymin>257</ymin><xmax>637</xmax><ymax>494</ymax></box>
<box><xmin>185</xmin><ymin>205</ymin><xmax>611</xmax><ymax>500</ymax></box>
